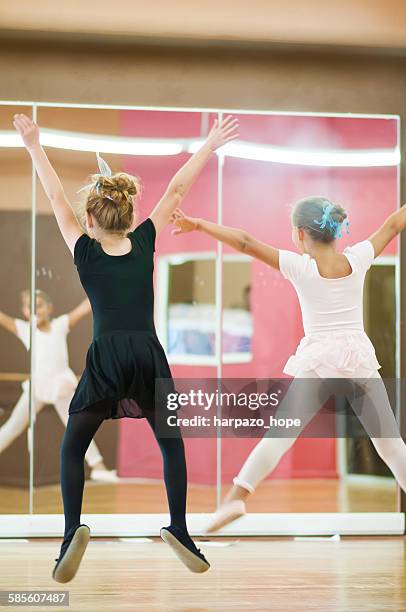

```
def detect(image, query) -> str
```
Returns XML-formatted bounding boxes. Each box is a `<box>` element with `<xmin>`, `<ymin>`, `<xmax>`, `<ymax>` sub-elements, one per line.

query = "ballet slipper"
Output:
<box><xmin>160</xmin><ymin>526</ymin><xmax>210</xmax><ymax>574</ymax></box>
<box><xmin>89</xmin><ymin>468</ymin><xmax>119</xmax><ymax>483</ymax></box>
<box><xmin>205</xmin><ymin>500</ymin><xmax>246</xmax><ymax>533</ymax></box>
<box><xmin>52</xmin><ymin>525</ymin><xmax>90</xmax><ymax>583</ymax></box>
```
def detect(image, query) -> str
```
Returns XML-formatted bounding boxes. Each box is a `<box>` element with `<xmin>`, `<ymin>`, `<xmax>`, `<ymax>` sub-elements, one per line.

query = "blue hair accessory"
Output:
<box><xmin>314</xmin><ymin>201</ymin><xmax>350</xmax><ymax>239</ymax></box>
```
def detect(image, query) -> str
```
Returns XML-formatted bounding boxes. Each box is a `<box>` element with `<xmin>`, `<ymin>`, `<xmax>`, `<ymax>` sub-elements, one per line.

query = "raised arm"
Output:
<box><xmin>149</xmin><ymin>116</ymin><xmax>239</xmax><ymax>235</ymax></box>
<box><xmin>67</xmin><ymin>298</ymin><xmax>92</xmax><ymax>330</ymax></box>
<box><xmin>13</xmin><ymin>114</ymin><xmax>84</xmax><ymax>256</ymax></box>
<box><xmin>0</xmin><ymin>311</ymin><xmax>17</xmax><ymax>336</ymax></box>
<box><xmin>170</xmin><ymin>209</ymin><xmax>280</xmax><ymax>270</ymax></box>
<box><xmin>368</xmin><ymin>203</ymin><xmax>406</xmax><ymax>257</ymax></box>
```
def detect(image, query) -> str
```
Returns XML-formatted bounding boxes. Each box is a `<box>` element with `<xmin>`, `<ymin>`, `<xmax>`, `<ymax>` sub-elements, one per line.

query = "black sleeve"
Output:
<box><xmin>74</xmin><ymin>233</ymin><xmax>91</xmax><ymax>266</ymax></box>
<box><xmin>130</xmin><ymin>218</ymin><xmax>156</xmax><ymax>253</ymax></box>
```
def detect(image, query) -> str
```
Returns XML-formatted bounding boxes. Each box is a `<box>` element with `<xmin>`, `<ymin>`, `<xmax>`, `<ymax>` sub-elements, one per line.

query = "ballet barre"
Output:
<box><xmin>0</xmin><ymin>373</ymin><xmax>29</xmax><ymax>382</ymax></box>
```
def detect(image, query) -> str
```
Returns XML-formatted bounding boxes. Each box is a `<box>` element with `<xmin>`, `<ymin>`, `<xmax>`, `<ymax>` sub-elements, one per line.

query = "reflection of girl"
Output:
<box><xmin>171</xmin><ymin>198</ymin><xmax>406</xmax><ymax>531</ymax></box>
<box><xmin>0</xmin><ymin>290</ymin><xmax>116</xmax><ymax>481</ymax></box>
<box><xmin>14</xmin><ymin>112</ymin><xmax>238</xmax><ymax>582</ymax></box>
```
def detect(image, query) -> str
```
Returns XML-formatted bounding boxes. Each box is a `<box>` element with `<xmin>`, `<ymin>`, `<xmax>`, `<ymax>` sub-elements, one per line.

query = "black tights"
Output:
<box><xmin>60</xmin><ymin>405</ymin><xmax>187</xmax><ymax>540</ymax></box>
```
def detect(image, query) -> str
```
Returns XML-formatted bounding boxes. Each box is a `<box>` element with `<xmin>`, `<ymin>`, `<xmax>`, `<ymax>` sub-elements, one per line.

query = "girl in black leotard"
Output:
<box><xmin>13</xmin><ymin>112</ymin><xmax>238</xmax><ymax>583</ymax></box>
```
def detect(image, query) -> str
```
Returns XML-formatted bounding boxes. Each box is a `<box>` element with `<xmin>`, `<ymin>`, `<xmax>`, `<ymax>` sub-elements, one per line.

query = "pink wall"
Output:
<box><xmin>116</xmin><ymin>111</ymin><xmax>398</xmax><ymax>486</ymax></box>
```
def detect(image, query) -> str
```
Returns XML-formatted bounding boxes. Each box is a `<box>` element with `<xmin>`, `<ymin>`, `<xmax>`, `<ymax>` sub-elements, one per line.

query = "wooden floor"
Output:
<box><xmin>1</xmin><ymin>537</ymin><xmax>406</xmax><ymax>611</ymax></box>
<box><xmin>0</xmin><ymin>477</ymin><xmax>397</xmax><ymax>514</ymax></box>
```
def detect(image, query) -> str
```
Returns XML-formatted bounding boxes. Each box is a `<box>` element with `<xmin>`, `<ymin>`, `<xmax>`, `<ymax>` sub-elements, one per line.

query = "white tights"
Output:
<box><xmin>234</xmin><ymin>369</ymin><xmax>406</xmax><ymax>494</ymax></box>
<box><xmin>0</xmin><ymin>389</ymin><xmax>103</xmax><ymax>468</ymax></box>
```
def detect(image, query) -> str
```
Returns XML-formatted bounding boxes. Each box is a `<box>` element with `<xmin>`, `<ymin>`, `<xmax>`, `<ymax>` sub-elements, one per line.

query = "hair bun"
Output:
<box><xmin>84</xmin><ymin>170</ymin><xmax>141</xmax><ymax>235</ymax></box>
<box><xmin>92</xmin><ymin>173</ymin><xmax>141</xmax><ymax>199</ymax></box>
<box><xmin>330</xmin><ymin>204</ymin><xmax>347</xmax><ymax>225</ymax></box>
<box><xmin>291</xmin><ymin>196</ymin><xmax>348</xmax><ymax>244</ymax></box>
<box><xmin>110</xmin><ymin>173</ymin><xmax>140</xmax><ymax>197</ymax></box>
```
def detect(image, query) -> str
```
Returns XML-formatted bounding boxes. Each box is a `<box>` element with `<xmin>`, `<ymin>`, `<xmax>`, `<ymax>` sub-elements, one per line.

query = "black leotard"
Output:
<box><xmin>69</xmin><ymin>218</ymin><xmax>174</xmax><ymax>420</ymax></box>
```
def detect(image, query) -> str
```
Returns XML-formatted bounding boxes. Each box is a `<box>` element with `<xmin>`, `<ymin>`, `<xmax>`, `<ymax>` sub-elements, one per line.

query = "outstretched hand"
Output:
<box><xmin>205</xmin><ymin>115</ymin><xmax>239</xmax><ymax>152</ymax></box>
<box><xmin>13</xmin><ymin>113</ymin><xmax>40</xmax><ymax>151</ymax></box>
<box><xmin>170</xmin><ymin>208</ymin><xmax>199</xmax><ymax>235</ymax></box>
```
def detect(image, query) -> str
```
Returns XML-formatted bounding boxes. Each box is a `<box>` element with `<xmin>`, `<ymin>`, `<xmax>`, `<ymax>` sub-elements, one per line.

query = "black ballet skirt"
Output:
<box><xmin>69</xmin><ymin>218</ymin><xmax>177</xmax><ymax>421</ymax></box>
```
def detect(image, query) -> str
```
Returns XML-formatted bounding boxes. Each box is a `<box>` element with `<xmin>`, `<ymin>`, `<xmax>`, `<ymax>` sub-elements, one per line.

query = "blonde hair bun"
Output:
<box><xmin>85</xmin><ymin>172</ymin><xmax>142</xmax><ymax>233</ymax></box>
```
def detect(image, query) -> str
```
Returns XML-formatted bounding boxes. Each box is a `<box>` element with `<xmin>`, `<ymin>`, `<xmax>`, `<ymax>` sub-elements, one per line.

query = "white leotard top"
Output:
<box><xmin>278</xmin><ymin>240</ymin><xmax>375</xmax><ymax>336</ymax></box>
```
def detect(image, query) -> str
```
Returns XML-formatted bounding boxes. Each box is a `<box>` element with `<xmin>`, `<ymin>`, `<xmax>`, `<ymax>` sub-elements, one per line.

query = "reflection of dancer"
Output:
<box><xmin>0</xmin><ymin>290</ymin><xmax>116</xmax><ymax>481</ymax></box>
<box><xmin>171</xmin><ymin>197</ymin><xmax>406</xmax><ymax>531</ymax></box>
<box><xmin>14</xmin><ymin>112</ymin><xmax>238</xmax><ymax>582</ymax></box>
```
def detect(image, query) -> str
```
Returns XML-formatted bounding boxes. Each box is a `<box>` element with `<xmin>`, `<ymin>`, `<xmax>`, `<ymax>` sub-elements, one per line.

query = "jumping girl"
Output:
<box><xmin>0</xmin><ymin>290</ymin><xmax>116</xmax><ymax>481</ymax></box>
<box><xmin>170</xmin><ymin>197</ymin><xmax>406</xmax><ymax>532</ymax></box>
<box><xmin>13</xmin><ymin>112</ymin><xmax>238</xmax><ymax>581</ymax></box>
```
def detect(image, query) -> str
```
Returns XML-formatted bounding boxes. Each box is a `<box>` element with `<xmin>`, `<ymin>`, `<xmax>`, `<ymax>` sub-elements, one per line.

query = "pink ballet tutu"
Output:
<box><xmin>283</xmin><ymin>330</ymin><xmax>381</xmax><ymax>378</ymax></box>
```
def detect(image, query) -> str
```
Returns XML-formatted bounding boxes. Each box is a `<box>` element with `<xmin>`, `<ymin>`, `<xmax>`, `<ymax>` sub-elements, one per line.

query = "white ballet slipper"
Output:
<box><xmin>205</xmin><ymin>500</ymin><xmax>246</xmax><ymax>533</ymax></box>
<box><xmin>89</xmin><ymin>468</ymin><xmax>120</xmax><ymax>483</ymax></box>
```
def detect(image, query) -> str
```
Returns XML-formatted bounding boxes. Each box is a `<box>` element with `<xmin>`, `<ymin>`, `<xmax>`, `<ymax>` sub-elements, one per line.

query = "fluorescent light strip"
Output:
<box><xmin>0</xmin><ymin>130</ymin><xmax>399</xmax><ymax>167</ymax></box>
<box><xmin>188</xmin><ymin>139</ymin><xmax>400</xmax><ymax>167</ymax></box>
<box><xmin>0</xmin><ymin>129</ymin><xmax>183</xmax><ymax>156</ymax></box>
<box><xmin>41</xmin><ymin>130</ymin><xmax>183</xmax><ymax>155</ymax></box>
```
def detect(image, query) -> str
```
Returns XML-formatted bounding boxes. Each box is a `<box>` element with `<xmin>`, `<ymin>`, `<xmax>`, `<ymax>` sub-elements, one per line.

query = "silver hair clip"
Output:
<box><xmin>96</xmin><ymin>151</ymin><xmax>112</xmax><ymax>177</ymax></box>
<box><xmin>77</xmin><ymin>152</ymin><xmax>114</xmax><ymax>199</ymax></box>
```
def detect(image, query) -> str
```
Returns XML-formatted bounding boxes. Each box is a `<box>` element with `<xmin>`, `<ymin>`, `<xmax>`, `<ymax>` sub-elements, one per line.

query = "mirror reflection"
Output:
<box><xmin>0</xmin><ymin>105</ymin><xmax>33</xmax><ymax>514</ymax></box>
<box><xmin>0</xmin><ymin>104</ymin><xmax>401</xmax><ymax>532</ymax></box>
<box><xmin>216</xmin><ymin>113</ymin><xmax>399</xmax><ymax>517</ymax></box>
<box><xmin>161</xmin><ymin>255</ymin><xmax>252</xmax><ymax>362</ymax></box>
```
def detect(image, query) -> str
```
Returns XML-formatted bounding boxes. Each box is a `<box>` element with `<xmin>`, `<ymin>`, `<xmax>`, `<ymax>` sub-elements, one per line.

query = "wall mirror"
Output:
<box><xmin>0</xmin><ymin>102</ymin><xmax>400</xmax><ymax>535</ymax></box>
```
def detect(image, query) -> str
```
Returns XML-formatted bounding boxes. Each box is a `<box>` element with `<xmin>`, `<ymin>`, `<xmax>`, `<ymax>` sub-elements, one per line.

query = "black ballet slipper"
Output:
<box><xmin>52</xmin><ymin>524</ymin><xmax>90</xmax><ymax>583</ymax></box>
<box><xmin>160</xmin><ymin>525</ymin><xmax>210</xmax><ymax>573</ymax></box>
